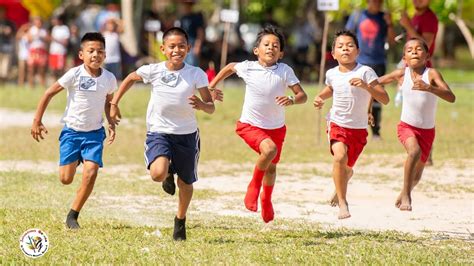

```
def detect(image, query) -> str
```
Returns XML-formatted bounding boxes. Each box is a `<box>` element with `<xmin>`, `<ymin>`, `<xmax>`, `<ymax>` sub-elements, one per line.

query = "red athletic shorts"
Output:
<box><xmin>397</xmin><ymin>121</ymin><xmax>435</xmax><ymax>163</ymax></box>
<box><xmin>327</xmin><ymin>122</ymin><xmax>368</xmax><ymax>167</ymax></box>
<box><xmin>49</xmin><ymin>54</ymin><xmax>66</xmax><ymax>70</ymax></box>
<box><xmin>235</xmin><ymin>121</ymin><xmax>286</xmax><ymax>164</ymax></box>
<box><xmin>27</xmin><ymin>48</ymin><xmax>48</xmax><ymax>67</ymax></box>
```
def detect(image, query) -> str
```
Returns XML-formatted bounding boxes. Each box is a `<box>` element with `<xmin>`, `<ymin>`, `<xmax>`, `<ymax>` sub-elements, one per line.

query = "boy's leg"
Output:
<box><xmin>396</xmin><ymin>137</ymin><xmax>421</xmax><ymax>211</ymax></box>
<box><xmin>59</xmin><ymin>161</ymin><xmax>80</xmax><ymax>185</ymax></box>
<box><xmin>245</xmin><ymin>138</ymin><xmax>277</xmax><ymax>212</ymax></box>
<box><xmin>149</xmin><ymin>156</ymin><xmax>170</xmax><ymax>182</ymax></box>
<box><xmin>329</xmin><ymin>166</ymin><xmax>353</xmax><ymax>207</ymax></box>
<box><xmin>67</xmin><ymin>160</ymin><xmax>99</xmax><ymax>229</ymax></box>
<box><xmin>331</xmin><ymin>141</ymin><xmax>351</xmax><ymax>219</ymax></box>
<box><xmin>174</xmin><ymin>178</ymin><xmax>193</xmax><ymax>241</ymax></box>
<box><xmin>260</xmin><ymin>163</ymin><xmax>276</xmax><ymax>223</ymax></box>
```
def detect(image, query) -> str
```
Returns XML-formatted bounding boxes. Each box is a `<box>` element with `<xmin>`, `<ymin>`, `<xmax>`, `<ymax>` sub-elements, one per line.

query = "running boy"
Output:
<box><xmin>314</xmin><ymin>30</ymin><xmax>389</xmax><ymax>219</ymax></box>
<box><xmin>208</xmin><ymin>25</ymin><xmax>307</xmax><ymax>223</ymax></box>
<box><xmin>109</xmin><ymin>27</ymin><xmax>215</xmax><ymax>241</ymax></box>
<box><xmin>378</xmin><ymin>38</ymin><xmax>455</xmax><ymax>211</ymax></box>
<box><xmin>31</xmin><ymin>32</ymin><xmax>117</xmax><ymax>229</ymax></box>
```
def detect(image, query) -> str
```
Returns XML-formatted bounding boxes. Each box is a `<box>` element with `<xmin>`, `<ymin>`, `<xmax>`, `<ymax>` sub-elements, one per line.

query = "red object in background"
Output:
<box><xmin>206</xmin><ymin>68</ymin><xmax>216</xmax><ymax>83</ymax></box>
<box><xmin>0</xmin><ymin>0</ymin><xmax>30</xmax><ymax>28</ymax></box>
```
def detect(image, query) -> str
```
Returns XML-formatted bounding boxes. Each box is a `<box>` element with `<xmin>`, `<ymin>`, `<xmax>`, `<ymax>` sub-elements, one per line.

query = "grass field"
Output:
<box><xmin>0</xmin><ymin>81</ymin><xmax>473</xmax><ymax>263</ymax></box>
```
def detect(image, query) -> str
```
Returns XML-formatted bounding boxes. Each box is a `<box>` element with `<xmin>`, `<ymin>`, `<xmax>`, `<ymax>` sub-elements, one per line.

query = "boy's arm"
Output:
<box><xmin>104</xmin><ymin>93</ymin><xmax>116</xmax><ymax>144</ymax></box>
<box><xmin>276</xmin><ymin>83</ymin><xmax>307</xmax><ymax>106</ymax></box>
<box><xmin>109</xmin><ymin>72</ymin><xmax>143</xmax><ymax>124</ymax></box>
<box><xmin>413</xmin><ymin>69</ymin><xmax>456</xmax><ymax>103</ymax></box>
<box><xmin>190</xmin><ymin>87</ymin><xmax>215</xmax><ymax>114</ymax></box>
<box><xmin>31</xmin><ymin>82</ymin><xmax>64</xmax><ymax>142</ymax></box>
<box><xmin>350</xmin><ymin>78</ymin><xmax>390</xmax><ymax>105</ymax></box>
<box><xmin>378</xmin><ymin>68</ymin><xmax>404</xmax><ymax>85</ymax></box>
<box><xmin>313</xmin><ymin>86</ymin><xmax>333</xmax><ymax>109</ymax></box>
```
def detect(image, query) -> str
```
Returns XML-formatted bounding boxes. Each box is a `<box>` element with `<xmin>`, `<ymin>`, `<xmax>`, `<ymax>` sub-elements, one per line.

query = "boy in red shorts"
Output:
<box><xmin>209</xmin><ymin>25</ymin><xmax>307</xmax><ymax>223</ymax></box>
<box><xmin>314</xmin><ymin>30</ymin><xmax>389</xmax><ymax>219</ymax></box>
<box><xmin>378</xmin><ymin>38</ymin><xmax>455</xmax><ymax>211</ymax></box>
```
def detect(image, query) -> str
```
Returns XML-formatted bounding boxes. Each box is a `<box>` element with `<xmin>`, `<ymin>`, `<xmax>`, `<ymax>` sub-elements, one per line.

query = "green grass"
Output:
<box><xmin>1</xmin><ymin>84</ymin><xmax>473</xmax><ymax>164</ymax></box>
<box><xmin>1</xmin><ymin>170</ymin><xmax>472</xmax><ymax>264</ymax></box>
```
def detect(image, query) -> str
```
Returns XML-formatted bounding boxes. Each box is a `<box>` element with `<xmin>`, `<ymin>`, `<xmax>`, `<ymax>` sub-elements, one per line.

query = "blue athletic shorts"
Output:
<box><xmin>59</xmin><ymin>126</ymin><xmax>106</xmax><ymax>167</ymax></box>
<box><xmin>144</xmin><ymin>131</ymin><xmax>200</xmax><ymax>184</ymax></box>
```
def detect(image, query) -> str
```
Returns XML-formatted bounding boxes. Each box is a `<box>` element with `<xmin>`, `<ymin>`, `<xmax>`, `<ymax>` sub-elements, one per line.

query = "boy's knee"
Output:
<box><xmin>150</xmin><ymin>170</ymin><xmax>166</xmax><ymax>182</ymax></box>
<box><xmin>59</xmin><ymin>174</ymin><xmax>74</xmax><ymax>185</ymax></box>
<box><xmin>407</xmin><ymin>148</ymin><xmax>421</xmax><ymax>160</ymax></box>
<box><xmin>261</xmin><ymin>142</ymin><xmax>278</xmax><ymax>159</ymax></box>
<box><xmin>177</xmin><ymin>178</ymin><xmax>193</xmax><ymax>191</ymax></box>
<box><xmin>333</xmin><ymin>153</ymin><xmax>348</xmax><ymax>165</ymax></box>
<box><xmin>82</xmin><ymin>168</ymin><xmax>98</xmax><ymax>186</ymax></box>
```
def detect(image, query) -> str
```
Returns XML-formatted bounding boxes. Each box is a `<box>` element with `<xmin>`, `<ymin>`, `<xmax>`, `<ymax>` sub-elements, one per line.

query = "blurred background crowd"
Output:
<box><xmin>0</xmin><ymin>0</ymin><xmax>471</xmax><ymax>88</ymax></box>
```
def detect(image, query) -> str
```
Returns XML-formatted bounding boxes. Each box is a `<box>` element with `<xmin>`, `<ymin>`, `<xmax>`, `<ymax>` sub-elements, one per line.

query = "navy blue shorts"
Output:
<box><xmin>59</xmin><ymin>126</ymin><xmax>106</xmax><ymax>167</ymax></box>
<box><xmin>144</xmin><ymin>131</ymin><xmax>200</xmax><ymax>184</ymax></box>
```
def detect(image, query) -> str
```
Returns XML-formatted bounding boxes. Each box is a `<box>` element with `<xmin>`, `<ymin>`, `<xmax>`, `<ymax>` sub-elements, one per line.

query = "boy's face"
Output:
<box><xmin>79</xmin><ymin>41</ymin><xmax>106</xmax><ymax>70</ymax></box>
<box><xmin>160</xmin><ymin>34</ymin><xmax>190</xmax><ymax>65</ymax></box>
<box><xmin>332</xmin><ymin>35</ymin><xmax>359</xmax><ymax>64</ymax></box>
<box><xmin>253</xmin><ymin>34</ymin><xmax>283</xmax><ymax>66</ymax></box>
<box><xmin>403</xmin><ymin>40</ymin><xmax>429</xmax><ymax>68</ymax></box>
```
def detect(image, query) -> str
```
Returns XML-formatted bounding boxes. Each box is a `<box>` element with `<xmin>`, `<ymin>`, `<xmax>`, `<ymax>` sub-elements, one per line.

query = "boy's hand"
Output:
<box><xmin>368</xmin><ymin>113</ymin><xmax>375</xmax><ymax>127</ymax></box>
<box><xmin>107</xmin><ymin>124</ymin><xmax>116</xmax><ymax>145</ymax></box>
<box><xmin>31</xmin><ymin>120</ymin><xmax>48</xmax><ymax>142</ymax></box>
<box><xmin>110</xmin><ymin>104</ymin><xmax>121</xmax><ymax>126</ymax></box>
<box><xmin>400</xmin><ymin>11</ymin><xmax>411</xmax><ymax>28</ymax></box>
<box><xmin>275</xmin><ymin>96</ymin><xmax>294</xmax><ymax>107</ymax></box>
<box><xmin>349</xmin><ymin>78</ymin><xmax>368</xmax><ymax>90</ymax></box>
<box><xmin>188</xmin><ymin>95</ymin><xmax>205</xmax><ymax>110</ymax></box>
<box><xmin>313</xmin><ymin>96</ymin><xmax>324</xmax><ymax>109</ymax></box>
<box><xmin>412</xmin><ymin>77</ymin><xmax>431</xmax><ymax>92</ymax></box>
<box><xmin>209</xmin><ymin>87</ymin><xmax>223</xmax><ymax>102</ymax></box>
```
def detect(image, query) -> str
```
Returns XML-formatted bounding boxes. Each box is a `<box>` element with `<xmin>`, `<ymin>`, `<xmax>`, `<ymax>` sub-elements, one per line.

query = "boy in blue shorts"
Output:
<box><xmin>109</xmin><ymin>27</ymin><xmax>215</xmax><ymax>241</ymax></box>
<box><xmin>31</xmin><ymin>32</ymin><xmax>118</xmax><ymax>229</ymax></box>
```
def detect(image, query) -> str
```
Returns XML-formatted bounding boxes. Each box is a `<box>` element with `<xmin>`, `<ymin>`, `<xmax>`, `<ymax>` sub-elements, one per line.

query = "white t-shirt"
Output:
<box><xmin>103</xmin><ymin>31</ymin><xmax>121</xmax><ymax>64</ymax></box>
<box><xmin>234</xmin><ymin>61</ymin><xmax>299</xmax><ymax>129</ymax></box>
<box><xmin>49</xmin><ymin>25</ymin><xmax>70</xmax><ymax>55</ymax></box>
<box><xmin>325</xmin><ymin>64</ymin><xmax>378</xmax><ymax>129</ymax></box>
<box><xmin>28</xmin><ymin>26</ymin><xmax>47</xmax><ymax>50</ymax></box>
<box><xmin>58</xmin><ymin>65</ymin><xmax>117</xmax><ymax>132</ymax></box>
<box><xmin>400</xmin><ymin>67</ymin><xmax>437</xmax><ymax>129</ymax></box>
<box><xmin>136</xmin><ymin>62</ymin><xmax>208</xmax><ymax>134</ymax></box>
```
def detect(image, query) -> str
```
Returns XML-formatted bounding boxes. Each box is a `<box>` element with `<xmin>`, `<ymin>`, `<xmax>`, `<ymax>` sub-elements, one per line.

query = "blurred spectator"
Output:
<box><xmin>67</xmin><ymin>23</ymin><xmax>82</xmax><ymax>67</ymax></box>
<box><xmin>95</xmin><ymin>3</ymin><xmax>120</xmax><ymax>31</ymax></box>
<box><xmin>27</xmin><ymin>16</ymin><xmax>48</xmax><ymax>88</ymax></box>
<box><xmin>206</xmin><ymin>60</ymin><xmax>216</xmax><ymax>82</ymax></box>
<box><xmin>48</xmin><ymin>16</ymin><xmax>70</xmax><ymax>80</ymax></box>
<box><xmin>292</xmin><ymin>18</ymin><xmax>316</xmax><ymax>82</ymax></box>
<box><xmin>16</xmin><ymin>22</ymin><xmax>30</xmax><ymax>87</ymax></box>
<box><xmin>0</xmin><ymin>6</ymin><xmax>15</xmax><ymax>83</ymax></box>
<box><xmin>76</xmin><ymin>4</ymin><xmax>101</xmax><ymax>37</ymax></box>
<box><xmin>102</xmin><ymin>18</ymin><xmax>123</xmax><ymax>80</ymax></box>
<box><xmin>177</xmin><ymin>0</ymin><xmax>205</xmax><ymax>67</ymax></box>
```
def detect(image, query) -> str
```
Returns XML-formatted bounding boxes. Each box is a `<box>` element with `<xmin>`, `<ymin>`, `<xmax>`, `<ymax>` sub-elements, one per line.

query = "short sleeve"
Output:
<box><xmin>284</xmin><ymin>65</ymin><xmax>299</xmax><ymax>87</ymax></box>
<box><xmin>58</xmin><ymin>68</ymin><xmax>76</xmax><ymax>89</ymax></box>
<box><xmin>325</xmin><ymin>69</ymin><xmax>332</xmax><ymax>86</ymax></box>
<box><xmin>136</xmin><ymin>64</ymin><xmax>152</xmax><ymax>84</ymax></box>
<box><xmin>364</xmin><ymin>67</ymin><xmax>378</xmax><ymax>84</ymax></box>
<box><xmin>194</xmin><ymin>67</ymin><xmax>209</xmax><ymax>89</ymax></box>
<box><xmin>108</xmin><ymin>75</ymin><xmax>118</xmax><ymax>94</ymax></box>
<box><xmin>234</xmin><ymin>61</ymin><xmax>249</xmax><ymax>80</ymax></box>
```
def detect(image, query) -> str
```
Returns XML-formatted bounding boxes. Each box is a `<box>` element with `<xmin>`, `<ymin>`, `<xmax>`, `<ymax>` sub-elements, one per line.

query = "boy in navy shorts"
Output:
<box><xmin>31</xmin><ymin>32</ymin><xmax>117</xmax><ymax>229</ymax></box>
<box><xmin>109</xmin><ymin>27</ymin><xmax>215</xmax><ymax>241</ymax></box>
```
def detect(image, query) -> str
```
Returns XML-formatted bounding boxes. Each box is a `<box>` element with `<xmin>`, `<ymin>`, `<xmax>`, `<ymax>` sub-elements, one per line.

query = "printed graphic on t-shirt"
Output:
<box><xmin>79</xmin><ymin>76</ymin><xmax>97</xmax><ymax>91</ymax></box>
<box><xmin>158</xmin><ymin>71</ymin><xmax>179</xmax><ymax>87</ymax></box>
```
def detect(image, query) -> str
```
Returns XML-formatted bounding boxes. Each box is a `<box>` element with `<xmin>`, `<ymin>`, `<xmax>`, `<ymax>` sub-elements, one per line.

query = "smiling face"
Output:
<box><xmin>332</xmin><ymin>35</ymin><xmax>359</xmax><ymax>66</ymax></box>
<box><xmin>403</xmin><ymin>39</ymin><xmax>429</xmax><ymax>68</ymax></box>
<box><xmin>79</xmin><ymin>40</ymin><xmax>106</xmax><ymax>73</ymax></box>
<box><xmin>160</xmin><ymin>33</ymin><xmax>190</xmax><ymax>69</ymax></box>
<box><xmin>253</xmin><ymin>34</ymin><xmax>283</xmax><ymax>67</ymax></box>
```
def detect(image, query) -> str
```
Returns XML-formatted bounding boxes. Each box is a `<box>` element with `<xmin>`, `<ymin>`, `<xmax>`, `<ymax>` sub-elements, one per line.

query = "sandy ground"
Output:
<box><xmin>1</xmin><ymin>108</ymin><xmax>473</xmax><ymax>240</ymax></box>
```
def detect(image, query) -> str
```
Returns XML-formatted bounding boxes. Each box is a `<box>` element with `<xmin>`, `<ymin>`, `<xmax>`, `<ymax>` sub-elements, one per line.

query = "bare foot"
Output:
<box><xmin>338</xmin><ymin>202</ymin><xmax>351</xmax><ymax>219</ymax></box>
<box><xmin>329</xmin><ymin>168</ymin><xmax>353</xmax><ymax>207</ymax></box>
<box><xmin>395</xmin><ymin>193</ymin><xmax>402</xmax><ymax>208</ymax></box>
<box><xmin>399</xmin><ymin>194</ymin><xmax>412</xmax><ymax>211</ymax></box>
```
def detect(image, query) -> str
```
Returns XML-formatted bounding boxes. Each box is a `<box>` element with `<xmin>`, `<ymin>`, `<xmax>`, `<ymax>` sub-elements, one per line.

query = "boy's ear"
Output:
<box><xmin>253</xmin><ymin>47</ymin><xmax>258</xmax><ymax>56</ymax></box>
<box><xmin>331</xmin><ymin>50</ymin><xmax>335</xmax><ymax>59</ymax></box>
<box><xmin>78</xmin><ymin>50</ymin><xmax>83</xmax><ymax>60</ymax></box>
<box><xmin>160</xmin><ymin>44</ymin><xmax>165</xmax><ymax>54</ymax></box>
<box><xmin>279</xmin><ymin>51</ymin><xmax>284</xmax><ymax>59</ymax></box>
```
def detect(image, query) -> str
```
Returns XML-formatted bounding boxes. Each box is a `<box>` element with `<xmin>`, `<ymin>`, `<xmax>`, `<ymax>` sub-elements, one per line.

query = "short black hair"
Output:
<box><xmin>162</xmin><ymin>27</ymin><xmax>189</xmax><ymax>43</ymax></box>
<box><xmin>255</xmin><ymin>25</ymin><xmax>285</xmax><ymax>51</ymax></box>
<box><xmin>81</xmin><ymin>32</ymin><xmax>106</xmax><ymax>48</ymax></box>
<box><xmin>332</xmin><ymin>29</ymin><xmax>359</xmax><ymax>50</ymax></box>
<box><xmin>405</xmin><ymin>38</ymin><xmax>429</xmax><ymax>53</ymax></box>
